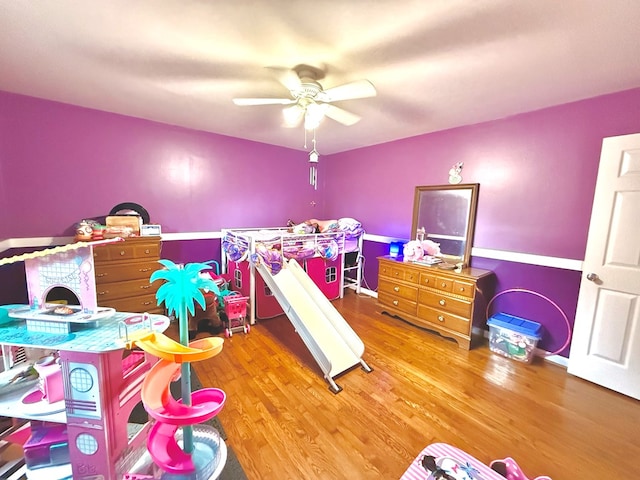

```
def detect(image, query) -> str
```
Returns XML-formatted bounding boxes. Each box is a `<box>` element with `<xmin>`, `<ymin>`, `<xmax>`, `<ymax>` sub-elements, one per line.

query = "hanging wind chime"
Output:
<box><xmin>304</xmin><ymin>123</ymin><xmax>320</xmax><ymax>189</ymax></box>
<box><xmin>309</xmin><ymin>136</ymin><xmax>319</xmax><ymax>189</ymax></box>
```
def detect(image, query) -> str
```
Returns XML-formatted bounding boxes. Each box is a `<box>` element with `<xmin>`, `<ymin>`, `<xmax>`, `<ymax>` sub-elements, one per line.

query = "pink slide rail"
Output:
<box><xmin>136</xmin><ymin>337</ymin><xmax>226</xmax><ymax>474</ymax></box>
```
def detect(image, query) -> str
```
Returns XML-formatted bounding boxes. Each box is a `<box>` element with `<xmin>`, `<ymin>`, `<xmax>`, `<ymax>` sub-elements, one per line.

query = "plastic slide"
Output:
<box><xmin>141</xmin><ymin>357</ymin><xmax>226</xmax><ymax>424</ymax></box>
<box><xmin>256</xmin><ymin>258</ymin><xmax>371</xmax><ymax>392</ymax></box>
<box><xmin>140</xmin><ymin>338</ymin><xmax>226</xmax><ymax>474</ymax></box>
<box><xmin>127</xmin><ymin>331</ymin><xmax>224</xmax><ymax>363</ymax></box>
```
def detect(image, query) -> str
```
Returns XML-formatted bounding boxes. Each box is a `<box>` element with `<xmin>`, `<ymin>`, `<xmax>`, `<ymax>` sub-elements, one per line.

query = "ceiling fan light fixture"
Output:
<box><xmin>283</xmin><ymin>104</ymin><xmax>304</xmax><ymax>127</ymax></box>
<box><xmin>304</xmin><ymin>102</ymin><xmax>328</xmax><ymax>131</ymax></box>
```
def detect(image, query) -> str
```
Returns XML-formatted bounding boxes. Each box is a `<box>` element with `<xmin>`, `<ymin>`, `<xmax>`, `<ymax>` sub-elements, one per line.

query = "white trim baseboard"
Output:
<box><xmin>471</xmin><ymin>247</ymin><xmax>583</xmax><ymax>271</ymax></box>
<box><xmin>362</xmin><ymin>234</ymin><xmax>583</xmax><ymax>271</ymax></box>
<box><xmin>2</xmin><ymin>233</ymin><xmax>583</xmax><ymax>272</ymax></box>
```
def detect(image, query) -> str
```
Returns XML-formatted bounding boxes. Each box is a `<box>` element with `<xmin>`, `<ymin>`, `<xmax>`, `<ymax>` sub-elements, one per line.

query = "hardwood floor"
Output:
<box><xmin>184</xmin><ymin>289</ymin><xmax>639</xmax><ymax>479</ymax></box>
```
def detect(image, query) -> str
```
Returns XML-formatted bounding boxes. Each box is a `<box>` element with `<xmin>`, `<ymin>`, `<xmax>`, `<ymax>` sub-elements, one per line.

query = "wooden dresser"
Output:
<box><xmin>378</xmin><ymin>256</ymin><xmax>495</xmax><ymax>349</ymax></box>
<box><xmin>93</xmin><ymin>236</ymin><xmax>164</xmax><ymax>314</ymax></box>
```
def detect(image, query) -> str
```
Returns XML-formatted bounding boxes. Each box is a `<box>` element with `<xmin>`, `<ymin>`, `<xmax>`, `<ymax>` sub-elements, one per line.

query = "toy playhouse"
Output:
<box><xmin>221</xmin><ymin>226</ymin><xmax>364</xmax><ymax>322</ymax></box>
<box><xmin>0</xmin><ymin>241</ymin><xmax>227</xmax><ymax>479</ymax></box>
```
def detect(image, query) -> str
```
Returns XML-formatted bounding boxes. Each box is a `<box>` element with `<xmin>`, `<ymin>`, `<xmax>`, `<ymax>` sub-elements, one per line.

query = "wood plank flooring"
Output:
<box><xmin>182</xmin><ymin>290</ymin><xmax>639</xmax><ymax>479</ymax></box>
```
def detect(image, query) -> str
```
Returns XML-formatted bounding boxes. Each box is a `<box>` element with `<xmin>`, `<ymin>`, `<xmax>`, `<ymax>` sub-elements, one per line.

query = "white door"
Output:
<box><xmin>567</xmin><ymin>133</ymin><xmax>640</xmax><ymax>400</ymax></box>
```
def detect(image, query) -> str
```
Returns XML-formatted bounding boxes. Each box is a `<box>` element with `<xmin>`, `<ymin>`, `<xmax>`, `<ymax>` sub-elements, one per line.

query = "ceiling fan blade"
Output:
<box><xmin>282</xmin><ymin>104</ymin><xmax>305</xmax><ymax>128</ymax></box>
<box><xmin>323</xmin><ymin>105</ymin><xmax>362</xmax><ymax>126</ymax></box>
<box><xmin>232</xmin><ymin>97</ymin><xmax>296</xmax><ymax>106</ymax></box>
<box><xmin>265</xmin><ymin>66</ymin><xmax>302</xmax><ymax>91</ymax></box>
<box><xmin>319</xmin><ymin>79</ymin><xmax>377</xmax><ymax>103</ymax></box>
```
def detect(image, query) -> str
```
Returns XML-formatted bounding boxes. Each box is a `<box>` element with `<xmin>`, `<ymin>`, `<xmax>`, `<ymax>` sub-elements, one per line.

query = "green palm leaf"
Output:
<box><xmin>151</xmin><ymin>260</ymin><xmax>221</xmax><ymax>319</ymax></box>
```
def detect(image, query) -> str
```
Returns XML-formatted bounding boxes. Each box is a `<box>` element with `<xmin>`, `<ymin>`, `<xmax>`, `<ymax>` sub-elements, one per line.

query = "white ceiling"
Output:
<box><xmin>2</xmin><ymin>1</ymin><xmax>640</xmax><ymax>154</ymax></box>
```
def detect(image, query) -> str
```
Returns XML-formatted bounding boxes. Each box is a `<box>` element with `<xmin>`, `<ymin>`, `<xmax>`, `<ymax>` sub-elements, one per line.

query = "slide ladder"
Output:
<box><xmin>256</xmin><ymin>258</ymin><xmax>372</xmax><ymax>393</ymax></box>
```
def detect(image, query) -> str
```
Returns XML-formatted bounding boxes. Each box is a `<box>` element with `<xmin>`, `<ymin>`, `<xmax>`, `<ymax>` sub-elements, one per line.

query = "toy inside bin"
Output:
<box><xmin>487</xmin><ymin>313</ymin><xmax>542</xmax><ymax>363</ymax></box>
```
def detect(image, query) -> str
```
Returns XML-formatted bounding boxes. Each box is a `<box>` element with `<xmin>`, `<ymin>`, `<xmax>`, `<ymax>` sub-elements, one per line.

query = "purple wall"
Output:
<box><xmin>323</xmin><ymin>87</ymin><xmax>640</xmax><ymax>356</ymax></box>
<box><xmin>0</xmin><ymin>105</ymin><xmax>9</xmax><ymax>241</ymax></box>
<box><xmin>3</xmin><ymin>88</ymin><xmax>640</xmax><ymax>357</ymax></box>
<box><xmin>0</xmin><ymin>91</ymin><xmax>319</xmax><ymax>238</ymax></box>
<box><xmin>324</xmin><ymin>87</ymin><xmax>640</xmax><ymax>259</ymax></box>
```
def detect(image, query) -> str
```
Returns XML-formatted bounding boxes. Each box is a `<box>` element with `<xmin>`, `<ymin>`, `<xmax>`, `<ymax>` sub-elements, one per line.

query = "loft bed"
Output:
<box><xmin>221</xmin><ymin>218</ymin><xmax>365</xmax><ymax>324</ymax></box>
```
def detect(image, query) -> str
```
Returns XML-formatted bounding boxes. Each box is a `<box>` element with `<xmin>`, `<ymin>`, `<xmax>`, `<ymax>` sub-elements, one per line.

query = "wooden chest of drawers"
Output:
<box><xmin>93</xmin><ymin>236</ymin><xmax>163</xmax><ymax>314</ymax></box>
<box><xmin>378</xmin><ymin>256</ymin><xmax>495</xmax><ymax>349</ymax></box>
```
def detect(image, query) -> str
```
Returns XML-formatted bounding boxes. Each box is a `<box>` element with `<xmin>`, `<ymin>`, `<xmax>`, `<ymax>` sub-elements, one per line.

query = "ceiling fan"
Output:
<box><xmin>232</xmin><ymin>64</ymin><xmax>377</xmax><ymax>130</ymax></box>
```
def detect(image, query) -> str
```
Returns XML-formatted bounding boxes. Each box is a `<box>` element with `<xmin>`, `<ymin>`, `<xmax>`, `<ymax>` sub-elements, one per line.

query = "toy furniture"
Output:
<box><xmin>401</xmin><ymin>443</ymin><xmax>510</xmax><ymax>480</ymax></box>
<box><xmin>221</xmin><ymin>294</ymin><xmax>250</xmax><ymax>337</ymax></box>
<box><xmin>0</xmin><ymin>242</ymin><xmax>227</xmax><ymax>478</ymax></box>
<box><xmin>401</xmin><ymin>443</ymin><xmax>552</xmax><ymax>480</ymax></box>
<box><xmin>0</xmin><ymin>307</ymin><xmax>171</xmax><ymax>479</ymax></box>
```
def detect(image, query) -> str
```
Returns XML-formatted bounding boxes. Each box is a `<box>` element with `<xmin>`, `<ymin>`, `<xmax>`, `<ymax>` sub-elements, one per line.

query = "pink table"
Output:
<box><xmin>400</xmin><ymin>443</ymin><xmax>505</xmax><ymax>480</ymax></box>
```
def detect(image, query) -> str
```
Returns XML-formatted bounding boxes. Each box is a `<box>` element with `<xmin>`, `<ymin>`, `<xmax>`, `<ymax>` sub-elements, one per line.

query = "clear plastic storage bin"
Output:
<box><xmin>487</xmin><ymin>313</ymin><xmax>542</xmax><ymax>363</ymax></box>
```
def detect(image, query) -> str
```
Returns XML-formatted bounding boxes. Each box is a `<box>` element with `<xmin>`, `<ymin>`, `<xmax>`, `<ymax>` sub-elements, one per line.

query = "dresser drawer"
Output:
<box><xmin>99</xmin><ymin>293</ymin><xmax>163</xmax><ymax>314</ymax></box>
<box><xmin>416</xmin><ymin>305</ymin><xmax>470</xmax><ymax>335</ymax></box>
<box><xmin>378</xmin><ymin>292</ymin><xmax>417</xmax><ymax>316</ymax></box>
<box><xmin>378</xmin><ymin>278</ymin><xmax>418</xmax><ymax>301</ymax></box>
<box><xmin>421</xmin><ymin>272</ymin><xmax>466</xmax><ymax>294</ymax></box>
<box><xmin>434</xmin><ymin>276</ymin><xmax>454</xmax><ymax>293</ymax></box>
<box><xmin>95</xmin><ymin>260</ymin><xmax>160</xmax><ymax>283</ymax></box>
<box><xmin>379</xmin><ymin>262</ymin><xmax>420</xmax><ymax>284</ymax></box>
<box><xmin>93</xmin><ymin>241</ymin><xmax>160</xmax><ymax>263</ymax></box>
<box><xmin>418</xmin><ymin>290</ymin><xmax>472</xmax><ymax>318</ymax></box>
<box><xmin>419</xmin><ymin>272</ymin><xmax>438</xmax><ymax>288</ymax></box>
<box><xmin>452</xmin><ymin>279</ymin><xmax>475</xmax><ymax>298</ymax></box>
<box><xmin>96</xmin><ymin>277</ymin><xmax>159</xmax><ymax>303</ymax></box>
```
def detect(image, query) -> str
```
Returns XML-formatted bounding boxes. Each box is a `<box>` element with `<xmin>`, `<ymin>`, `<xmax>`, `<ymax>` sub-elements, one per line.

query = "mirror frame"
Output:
<box><xmin>411</xmin><ymin>183</ymin><xmax>479</xmax><ymax>267</ymax></box>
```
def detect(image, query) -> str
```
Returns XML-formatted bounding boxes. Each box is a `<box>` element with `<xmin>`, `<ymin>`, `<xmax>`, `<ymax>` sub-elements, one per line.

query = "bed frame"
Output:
<box><xmin>220</xmin><ymin>227</ymin><xmax>363</xmax><ymax>324</ymax></box>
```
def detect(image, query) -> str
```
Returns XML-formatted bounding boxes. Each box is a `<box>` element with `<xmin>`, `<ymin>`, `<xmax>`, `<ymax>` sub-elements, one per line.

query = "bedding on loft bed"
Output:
<box><xmin>221</xmin><ymin>218</ymin><xmax>364</xmax><ymax>274</ymax></box>
<box><xmin>286</xmin><ymin>217</ymin><xmax>365</xmax><ymax>254</ymax></box>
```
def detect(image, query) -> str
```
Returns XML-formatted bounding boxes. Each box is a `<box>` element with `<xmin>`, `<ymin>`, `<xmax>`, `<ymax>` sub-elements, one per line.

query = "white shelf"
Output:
<box><xmin>0</xmin><ymin>382</ymin><xmax>66</xmax><ymax>424</ymax></box>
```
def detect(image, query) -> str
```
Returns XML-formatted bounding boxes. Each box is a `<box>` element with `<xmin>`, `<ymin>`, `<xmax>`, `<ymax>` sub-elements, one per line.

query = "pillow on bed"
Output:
<box><xmin>338</xmin><ymin>218</ymin><xmax>364</xmax><ymax>237</ymax></box>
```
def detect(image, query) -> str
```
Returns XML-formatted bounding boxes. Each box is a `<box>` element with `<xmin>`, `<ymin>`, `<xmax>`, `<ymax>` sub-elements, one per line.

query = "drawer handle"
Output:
<box><xmin>439</xmin><ymin>299</ymin><xmax>446</xmax><ymax>306</ymax></box>
<box><xmin>140</xmin><ymin>285</ymin><xmax>150</xmax><ymax>290</ymax></box>
<box><xmin>96</xmin><ymin>273</ymin><xmax>106</xmax><ymax>278</ymax></box>
<box><xmin>139</xmin><ymin>268</ymin><xmax>151</xmax><ymax>272</ymax></box>
<box><xmin>394</xmin><ymin>272</ymin><xmax>399</xmax><ymax>276</ymax></box>
<box><xmin>438</xmin><ymin>315</ymin><xmax>445</xmax><ymax>322</ymax></box>
<box><xmin>424</xmin><ymin>279</ymin><xmax>430</xmax><ymax>284</ymax></box>
<box><xmin>393</xmin><ymin>286</ymin><xmax>400</xmax><ymax>292</ymax></box>
<box><xmin>441</xmin><ymin>282</ymin><xmax>447</xmax><ymax>288</ymax></box>
<box><xmin>393</xmin><ymin>300</ymin><xmax>399</xmax><ymax>306</ymax></box>
<box><xmin>142</xmin><ymin>301</ymin><xmax>152</xmax><ymax>306</ymax></box>
<box><xmin>145</xmin><ymin>249</ymin><xmax>150</xmax><ymax>254</ymax></box>
<box><xmin>120</xmin><ymin>250</ymin><xmax>126</xmax><ymax>256</ymax></box>
<box><xmin>98</xmin><ymin>291</ymin><xmax>107</xmax><ymax>295</ymax></box>
<box><xmin>459</xmin><ymin>287</ymin><xmax>465</xmax><ymax>292</ymax></box>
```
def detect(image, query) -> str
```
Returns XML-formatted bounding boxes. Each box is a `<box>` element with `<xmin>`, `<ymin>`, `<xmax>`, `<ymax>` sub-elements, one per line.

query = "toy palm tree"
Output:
<box><xmin>151</xmin><ymin>260</ymin><xmax>221</xmax><ymax>454</ymax></box>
